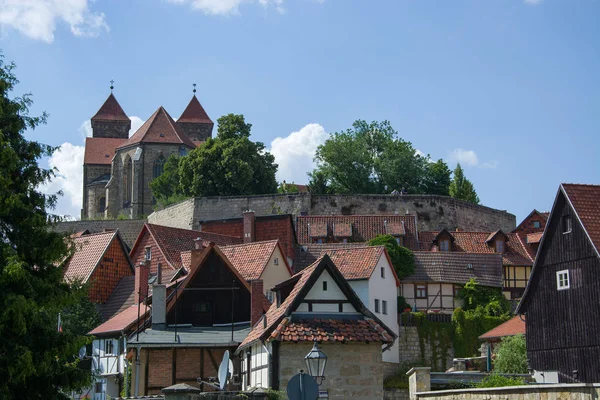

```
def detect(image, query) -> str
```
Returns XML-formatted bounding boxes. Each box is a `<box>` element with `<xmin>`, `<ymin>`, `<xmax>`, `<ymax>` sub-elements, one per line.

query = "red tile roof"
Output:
<box><xmin>526</xmin><ymin>232</ymin><xmax>543</xmax><ymax>244</ymax></box>
<box><xmin>118</xmin><ymin>106</ymin><xmax>196</xmax><ymax>149</ymax></box>
<box><xmin>91</xmin><ymin>93</ymin><xmax>129</xmax><ymax>122</ymax></box>
<box><xmin>479</xmin><ymin>316</ymin><xmax>525</xmax><ymax>341</ymax></box>
<box><xmin>89</xmin><ymin>304</ymin><xmax>148</xmax><ymax>336</ymax></box>
<box><xmin>297</xmin><ymin>215</ymin><xmax>418</xmax><ymax>248</ymax></box>
<box><xmin>333</xmin><ymin>222</ymin><xmax>352</xmax><ymax>238</ymax></box>
<box><xmin>219</xmin><ymin>240</ymin><xmax>292</xmax><ymax>281</ymax></box>
<box><xmin>418</xmin><ymin>231</ymin><xmax>534</xmax><ymax>266</ymax></box>
<box><xmin>84</xmin><ymin>137</ymin><xmax>127</xmax><ymax>165</ymax></box>
<box><xmin>132</xmin><ymin>224</ymin><xmax>243</xmax><ymax>271</ymax></box>
<box><xmin>270</xmin><ymin>318</ymin><xmax>394</xmax><ymax>343</ymax></box>
<box><xmin>177</xmin><ymin>95</ymin><xmax>213</xmax><ymax>124</ymax></box>
<box><xmin>63</xmin><ymin>231</ymin><xmax>118</xmax><ymax>283</ymax></box>
<box><xmin>562</xmin><ymin>183</ymin><xmax>600</xmax><ymax>254</ymax></box>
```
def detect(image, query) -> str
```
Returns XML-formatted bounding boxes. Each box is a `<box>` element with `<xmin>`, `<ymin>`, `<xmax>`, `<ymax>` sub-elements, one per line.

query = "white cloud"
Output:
<box><xmin>447</xmin><ymin>148</ymin><xmax>498</xmax><ymax>169</ymax></box>
<box><xmin>41</xmin><ymin>142</ymin><xmax>85</xmax><ymax>218</ymax></box>
<box><xmin>269</xmin><ymin>123</ymin><xmax>327</xmax><ymax>184</ymax></box>
<box><xmin>80</xmin><ymin>116</ymin><xmax>145</xmax><ymax>139</ymax></box>
<box><xmin>524</xmin><ymin>0</ymin><xmax>543</xmax><ymax>4</ymax></box>
<box><xmin>166</xmin><ymin>0</ymin><xmax>285</xmax><ymax>15</ymax></box>
<box><xmin>129</xmin><ymin>116</ymin><xmax>145</xmax><ymax>137</ymax></box>
<box><xmin>0</xmin><ymin>0</ymin><xmax>109</xmax><ymax>43</ymax></box>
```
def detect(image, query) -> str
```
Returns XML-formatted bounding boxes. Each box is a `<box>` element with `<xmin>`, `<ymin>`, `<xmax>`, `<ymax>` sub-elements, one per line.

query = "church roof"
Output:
<box><xmin>84</xmin><ymin>137</ymin><xmax>127</xmax><ymax>165</ymax></box>
<box><xmin>177</xmin><ymin>95</ymin><xmax>213</xmax><ymax>124</ymax></box>
<box><xmin>91</xmin><ymin>93</ymin><xmax>130</xmax><ymax>122</ymax></box>
<box><xmin>118</xmin><ymin>106</ymin><xmax>196</xmax><ymax>149</ymax></box>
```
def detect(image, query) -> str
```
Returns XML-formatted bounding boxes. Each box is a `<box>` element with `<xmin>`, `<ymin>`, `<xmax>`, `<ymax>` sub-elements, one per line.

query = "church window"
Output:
<box><xmin>123</xmin><ymin>156</ymin><xmax>133</xmax><ymax>206</ymax></box>
<box><xmin>98</xmin><ymin>197</ymin><xmax>106</xmax><ymax>213</ymax></box>
<box><xmin>153</xmin><ymin>156</ymin><xmax>166</xmax><ymax>179</ymax></box>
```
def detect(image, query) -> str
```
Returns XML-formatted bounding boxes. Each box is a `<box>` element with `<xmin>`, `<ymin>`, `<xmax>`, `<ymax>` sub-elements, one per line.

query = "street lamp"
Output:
<box><xmin>304</xmin><ymin>341</ymin><xmax>327</xmax><ymax>386</ymax></box>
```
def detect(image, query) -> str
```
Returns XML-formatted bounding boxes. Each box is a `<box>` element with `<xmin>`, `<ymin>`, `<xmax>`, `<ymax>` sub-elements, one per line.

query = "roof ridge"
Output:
<box><xmin>298</xmin><ymin>214</ymin><xmax>415</xmax><ymax>218</ymax></box>
<box><xmin>221</xmin><ymin>239</ymin><xmax>279</xmax><ymax>248</ymax></box>
<box><xmin>75</xmin><ymin>230</ymin><xmax>118</xmax><ymax>239</ymax></box>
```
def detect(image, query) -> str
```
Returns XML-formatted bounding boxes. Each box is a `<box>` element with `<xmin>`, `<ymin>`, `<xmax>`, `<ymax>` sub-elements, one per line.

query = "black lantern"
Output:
<box><xmin>304</xmin><ymin>341</ymin><xmax>327</xmax><ymax>385</ymax></box>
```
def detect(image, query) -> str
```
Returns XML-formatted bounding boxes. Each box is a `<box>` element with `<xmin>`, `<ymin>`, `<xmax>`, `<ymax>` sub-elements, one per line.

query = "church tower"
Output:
<box><xmin>176</xmin><ymin>87</ymin><xmax>214</xmax><ymax>142</ymax></box>
<box><xmin>90</xmin><ymin>93</ymin><xmax>131</xmax><ymax>138</ymax></box>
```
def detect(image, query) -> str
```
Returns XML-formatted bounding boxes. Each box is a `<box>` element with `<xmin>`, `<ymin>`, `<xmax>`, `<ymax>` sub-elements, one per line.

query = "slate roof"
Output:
<box><xmin>292</xmin><ymin>245</ymin><xmax>399</xmax><ymax>286</ymax></box>
<box><xmin>562</xmin><ymin>183</ymin><xmax>600</xmax><ymax>254</ymax></box>
<box><xmin>84</xmin><ymin>137</ymin><xmax>127</xmax><ymax>165</ymax></box>
<box><xmin>177</xmin><ymin>95</ymin><xmax>213</xmax><ymax>124</ymax></box>
<box><xmin>132</xmin><ymin>224</ymin><xmax>242</xmax><ymax>270</ymax></box>
<box><xmin>405</xmin><ymin>252</ymin><xmax>503</xmax><ymax>288</ymax></box>
<box><xmin>418</xmin><ymin>231</ymin><xmax>534</xmax><ymax>266</ymax></box>
<box><xmin>219</xmin><ymin>240</ymin><xmax>292</xmax><ymax>281</ymax></box>
<box><xmin>118</xmin><ymin>106</ymin><xmax>196</xmax><ymax>149</ymax></box>
<box><xmin>100</xmin><ymin>275</ymin><xmax>136</xmax><ymax>321</ymax></box>
<box><xmin>90</xmin><ymin>304</ymin><xmax>148</xmax><ymax>336</ymax></box>
<box><xmin>128</xmin><ymin>325</ymin><xmax>252</xmax><ymax>347</ymax></box>
<box><xmin>270</xmin><ymin>317</ymin><xmax>394</xmax><ymax>343</ymax></box>
<box><xmin>239</xmin><ymin>256</ymin><xmax>396</xmax><ymax>349</ymax></box>
<box><xmin>91</xmin><ymin>93</ymin><xmax>129</xmax><ymax>122</ymax></box>
<box><xmin>63</xmin><ymin>231</ymin><xmax>120</xmax><ymax>283</ymax></box>
<box><xmin>479</xmin><ymin>316</ymin><xmax>525</xmax><ymax>341</ymax></box>
<box><xmin>296</xmin><ymin>215</ymin><xmax>418</xmax><ymax>248</ymax></box>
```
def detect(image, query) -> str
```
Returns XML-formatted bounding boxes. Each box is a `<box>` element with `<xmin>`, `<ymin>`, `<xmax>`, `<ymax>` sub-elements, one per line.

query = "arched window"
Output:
<box><xmin>153</xmin><ymin>155</ymin><xmax>166</xmax><ymax>179</ymax></box>
<box><xmin>98</xmin><ymin>197</ymin><xmax>106</xmax><ymax>213</ymax></box>
<box><xmin>123</xmin><ymin>156</ymin><xmax>133</xmax><ymax>206</ymax></box>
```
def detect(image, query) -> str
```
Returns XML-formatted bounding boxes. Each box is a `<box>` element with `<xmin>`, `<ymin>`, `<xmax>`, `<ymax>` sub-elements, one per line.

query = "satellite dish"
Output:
<box><xmin>218</xmin><ymin>350</ymin><xmax>230</xmax><ymax>390</ymax></box>
<box><xmin>287</xmin><ymin>372</ymin><xmax>319</xmax><ymax>400</ymax></box>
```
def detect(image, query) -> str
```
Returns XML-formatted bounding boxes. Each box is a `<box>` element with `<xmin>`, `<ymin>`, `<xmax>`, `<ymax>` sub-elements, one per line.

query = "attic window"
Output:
<box><xmin>495</xmin><ymin>240</ymin><xmax>505</xmax><ymax>253</ymax></box>
<box><xmin>274</xmin><ymin>258</ymin><xmax>279</xmax><ymax>265</ymax></box>
<box><xmin>145</xmin><ymin>246</ymin><xmax>151</xmax><ymax>261</ymax></box>
<box><xmin>562</xmin><ymin>215</ymin><xmax>572</xmax><ymax>234</ymax></box>
<box><xmin>439</xmin><ymin>240</ymin><xmax>450</xmax><ymax>252</ymax></box>
<box><xmin>159</xmin><ymin>133</ymin><xmax>165</xmax><ymax>137</ymax></box>
<box><xmin>533</xmin><ymin>221</ymin><xmax>541</xmax><ymax>229</ymax></box>
<box><xmin>557</xmin><ymin>269</ymin><xmax>570</xmax><ymax>290</ymax></box>
<box><xmin>322</xmin><ymin>281</ymin><xmax>328</xmax><ymax>291</ymax></box>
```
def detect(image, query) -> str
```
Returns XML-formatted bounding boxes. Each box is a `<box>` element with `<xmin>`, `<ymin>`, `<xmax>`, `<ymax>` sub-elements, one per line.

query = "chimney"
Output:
<box><xmin>243</xmin><ymin>210</ymin><xmax>255</xmax><ymax>243</ymax></box>
<box><xmin>152</xmin><ymin>284</ymin><xmax>167</xmax><ymax>330</ymax></box>
<box><xmin>251</xmin><ymin>280</ymin><xmax>264</xmax><ymax>326</ymax></box>
<box><xmin>134</xmin><ymin>261</ymin><xmax>149</xmax><ymax>304</ymax></box>
<box><xmin>191</xmin><ymin>239</ymin><xmax>207</xmax><ymax>268</ymax></box>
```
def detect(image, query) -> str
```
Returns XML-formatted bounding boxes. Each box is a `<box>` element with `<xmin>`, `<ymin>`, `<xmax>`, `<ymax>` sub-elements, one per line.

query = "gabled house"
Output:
<box><xmin>63</xmin><ymin>230</ymin><xmax>134</xmax><ymax>304</ymax></box>
<box><xmin>418</xmin><ymin>230</ymin><xmax>535</xmax><ymax>300</ymax></box>
<box><xmin>237</xmin><ymin>255</ymin><xmax>396</xmax><ymax>400</ymax></box>
<box><xmin>513</xmin><ymin>209</ymin><xmax>549</xmax><ymax>253</ymax></box>
<box><xmin>517</xmin><ymin>183</ymin><xmax>600</xmax><ymax>383</ymax></box>
<box><xmin>296</xmin><ymin>215</ymin><xmax>418</xmax><ymax>249</ymax></box>
<box><xmin>401</xmin><ymin>252</ymin><xmax>503</xmax><ymax>314</ymax></box>
<box><xmin>290</xmin><ymin>245</ymin><xmax>400</xmax><ymax>364</ymax></box>
<box><xmin>129</xmin><ymin>223</ymin><xmax>242</xmax><ymax>281</ymax></box>
<box><xmin>127</xmin><ymin>243</ymin><xmax>270</xmax><ymax>396</ymax></box>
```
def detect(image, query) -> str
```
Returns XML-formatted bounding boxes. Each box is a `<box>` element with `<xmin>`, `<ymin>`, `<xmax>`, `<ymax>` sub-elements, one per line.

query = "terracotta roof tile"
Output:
<box><xmin>297</xmin><ymin>215</ymin><xmax>418</xmax><ymax>248</ymax></box>
<box><xmin>479</xmin><ymin>316</ymin><xmax>525</xmax><ymax>340</ymax></box>
<box><xmin>385</xmin><ymin>221</ymin><xmax>405</xmax><ymax>236</ymax></box>
<box><xmin>63</xmin><ymin>231</ymin><xmax>117</xmax><ymax>283</ymax></box>
<box><xmin>418</xmin><ymin>231</ymin><xmax>534</xmax><ymax>266</ymax></box>
<box><xmin>272</xmin><ymin>318</ymin><xmax>394</xmax><ymax>343</ymax></box>
<box><xmin>406</xmin><ymin>252</ymin><xmax>503</xmax><ymax>287</ymax></box>
<box><xmin>333</xmin><ymin>222</ymin><xmax>352</xmax><ymax>238</ymax></box>
<box><xmin>84</xmin><ymin>137</ymin><xmax>127</xmax><ymax>165</ymax></box>
<box><xmin>118</xmin><ymin>107</ymin><xmax>196</xmax><ymax>149</ymax></box>
<box><xmin>309</xmin><ymin>222</ymin><xmax>328</xmax><ymax>238</ymax></box>
<box><xmin>220</xmin><ymin>240</ymin><xmax>291</xmax><ymax>281</ymax></box>
<box><xmin>177</xmin><ymin>95</ymin><xmax>213</xmax><ymax>124</ymax></box>
<box><xmin>89</xmin><ymin>304</ymin><xmax>148</xmax><ymax>336</ymax></box>
<box><xmin>562</xmin><ymin>183</ymin><xmax>600</xmax><ymax>253</ymax></box>
<box><xmin>526</xmin><ymin>232</ymin><xmax>543</xmax><ymax>244</ymax></box>
<box><xmin>91</xmin><ymin>93</ymin><xmax>129</xmax><ymax>122</ymax></box>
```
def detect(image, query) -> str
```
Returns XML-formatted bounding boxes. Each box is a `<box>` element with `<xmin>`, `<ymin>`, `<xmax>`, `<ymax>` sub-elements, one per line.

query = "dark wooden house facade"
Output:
<box><xmin>517</xmin><ymin>184</ymin><xmax>600</xmax><ymax>383</ymax></box>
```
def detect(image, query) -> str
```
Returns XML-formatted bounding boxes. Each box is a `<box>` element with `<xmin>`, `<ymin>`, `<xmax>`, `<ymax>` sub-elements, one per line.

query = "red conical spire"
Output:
<box><xmin>91</xmin><ymin>93</ymin><xmax>130</xmax><ymax>122</ymax></box>
<box><xmin>177</xmin><ymin>95</ymin><xmax>213</xmax><ymax>124</ymax></box>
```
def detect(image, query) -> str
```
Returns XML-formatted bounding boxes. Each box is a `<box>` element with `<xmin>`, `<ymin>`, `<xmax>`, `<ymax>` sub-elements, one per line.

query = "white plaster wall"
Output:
<box><xmin>260</xmin><ymin>246</ymin><xmax>292</xmax><ymax>295</ymax></box>
<box><xmin>305</xmin><ymin>270</ymin><xmax>347</xmax><ymax>300</ymax></box>
<box><xmin>368</xmin><ymin>255</ymin><xmax>399</xmax><ymax>363</ymax></box>
<box><xmin>349</xmin><ymin>279</ymin><xmax>369</xmax><ymax>306</ymax></box>
<box><xmin>242</xmin><ymin>342</ymin><xmax>270</xmax><ymax>390</ymax></box>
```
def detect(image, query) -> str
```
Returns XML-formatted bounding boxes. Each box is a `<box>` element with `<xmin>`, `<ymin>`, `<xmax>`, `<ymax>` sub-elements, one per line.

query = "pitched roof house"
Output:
<box><xmin>513</xmin><ymin>209</ymin><xmax>550</xmax><ymax>253</ymax></box>
<box><xmin>236</xmin><ymin>255</ymin><xmax>395</xmax><ymax>399</ymax></box>
<box><xmin>517</xmin><ymin>183</ymin><xmax>600</xmax><ymax>383</ymax></box>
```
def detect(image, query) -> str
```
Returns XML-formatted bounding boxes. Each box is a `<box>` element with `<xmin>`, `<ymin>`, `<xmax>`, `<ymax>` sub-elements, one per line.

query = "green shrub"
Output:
<box><xmin>476</xmin><ymin>374</ymin><xmax>525</xmax><ymax>388</ymax></box>
<box><xmin>266</xmin><ymin>388</ymin><xmax>287</xmax><ymax>400</ymax></box>
<box><xmin>494</xmin><ymin>334</ymin><xmax>528</xmax><ymax>374</ymax></box>
<box><xmin>368</xmin><ymin>234</ymin><xmax>415</xmax><ymax>279</ymax></box>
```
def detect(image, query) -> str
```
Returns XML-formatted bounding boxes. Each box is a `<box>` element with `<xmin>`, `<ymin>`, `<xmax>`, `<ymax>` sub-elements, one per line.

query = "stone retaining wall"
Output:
<box><xmin>398</xmin><ymin>326</ymin><xmax>454</xmax><ymax>371</ymax></box>
<box><xmin>384</xmin><ymin>388</ymin><xmax>410</xmax><ymax>400</ymax></box>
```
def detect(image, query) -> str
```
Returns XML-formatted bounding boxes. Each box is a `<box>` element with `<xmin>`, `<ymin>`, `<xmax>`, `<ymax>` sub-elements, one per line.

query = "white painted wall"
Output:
<box><xmin>260</xmin><ymin>246</ymin><xmax>292</xmax><ymax>297</ymax></box>
<box><xmin>90</xmin><ymin>336</ymin><xmax>127</xmax><ymax>399</ymax></box>
<box><xmin>242</xmin><ymin>342</ymin><xmax>270</xmax><ymax>390</ymax></box>
<box><xmin>348</xmin><ymin>280</ymin><xmax>369</xmax><ymax>306</ymax></box>
<box><xmin>367</xmin><ymin>255</ymin><xmax>399</xmax><ymax>363</ymax></box>
<box><xmin>305</xmin><ymin>270</ymin><xmax>348</xmax><ymax>301</ymax></box>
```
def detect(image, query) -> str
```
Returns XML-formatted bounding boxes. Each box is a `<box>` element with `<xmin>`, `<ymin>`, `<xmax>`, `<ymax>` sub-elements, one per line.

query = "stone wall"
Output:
<box><xmin>278</xmin><ymin>342</ymin><xmax>384</xmax><ymax>400</ymax></box>
<box><xmin>384</xmin><ymin>388</ymin><xmax>410</xmax><ymax>400</ymax></box>
<box><xmin>415</xmin><ymin>384</ymin><xmax>600</xmax><ymax>400</ymax></box>
<box><xmin>149</xmin><ymin>193</ymin><xmax>516</xmax><ymax>233</ymax></box>
<box><xmin>147</xmin><ymin>198</ymin><xmax>196</xmax><ymax>230</ymax></box>
<box><xmin>398</xmin><ymin>326</ymin><xmax>454</xmax><ymax>372</ymax></box>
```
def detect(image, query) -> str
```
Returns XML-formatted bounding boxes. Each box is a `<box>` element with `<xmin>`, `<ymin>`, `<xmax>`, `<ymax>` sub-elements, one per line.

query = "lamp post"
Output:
<box><xmin>304</xmin><ymin>341</ymin><xmax>327</xmax><ymax>386</ymax></box>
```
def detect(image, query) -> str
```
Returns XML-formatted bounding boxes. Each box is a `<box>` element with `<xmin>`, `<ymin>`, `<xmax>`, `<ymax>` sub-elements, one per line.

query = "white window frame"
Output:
<box><xmin>562</xmin><ymin>215</ymin><xmax>572</xmax><ymax>234</ymax></box>
<box><xmin>145</xmin><ymin>246</ymin><xmax>152</xmax><ymax>261</ymax></box>
<box><xmin>557</xmin><ymin>269</ymin><xmax>570</xmax><ymax>290</ymax></box>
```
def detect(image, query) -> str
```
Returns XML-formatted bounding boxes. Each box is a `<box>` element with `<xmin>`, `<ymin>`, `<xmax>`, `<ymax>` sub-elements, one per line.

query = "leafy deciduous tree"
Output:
<box><xmin>449</xmin><ymin>163</ymin><xmax>480</xmax><ymax>204</ymax></box>
<box><xmin>493</xmin><ymin>334</ymin><xmax>528</xmax><ymax>374</ymax></box>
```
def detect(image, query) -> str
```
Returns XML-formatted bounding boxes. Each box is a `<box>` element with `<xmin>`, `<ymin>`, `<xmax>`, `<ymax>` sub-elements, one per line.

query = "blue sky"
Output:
<box><xmin>1</xmin><ymin>0</ymin><xmax>599</xmax><ymax>223</ymax></box>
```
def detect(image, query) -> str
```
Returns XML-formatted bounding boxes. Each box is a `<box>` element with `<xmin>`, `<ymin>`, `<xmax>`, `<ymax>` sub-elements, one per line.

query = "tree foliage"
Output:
<box><xmin>449</xmin><ymin>163</ymin><xmax>480</xmax><ymax>204</ymax></box>
<box><xmin>277</xmin><ymin>181</ymin><xmax>299</xmax><ymax>194</ymax></box>
<box><xmin>493</xmin><ymin>334</ymin><xmax>528</xmax><ymax>374</ymax></box>
<box><xmin>0</xmin><ymin>56</ymin><xmax>91</xmax><ymax>399</ymax></box>
<box><xmin>308</xmin><ymin>120</ymin><xmax>454</xmax><ymax>196</ymax></box>
<box><xmin>61</xmin><ymin>283</ymin><xmax>102</xmax><ymax>337</ymax></box>
<box><xmin>457</xmin><ymin>278</ymin><xmax>511</xmax><ymax>316</ymax></box>
<box><xmin>368</xmin><ymin>234</ymin><xmax>415</xmax><ymax>279</ymax></box>
<box><xmin>150</xmin><ymin>114</ymin><xmax>278</xmax><ymax>206</ymax></box>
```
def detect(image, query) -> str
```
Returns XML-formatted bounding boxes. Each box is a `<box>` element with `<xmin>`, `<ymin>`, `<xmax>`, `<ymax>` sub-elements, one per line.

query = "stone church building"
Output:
<box><xmin>82</xmin><ymin>92</ymin><xmax>213</xmax><ymax>219</ymax></box>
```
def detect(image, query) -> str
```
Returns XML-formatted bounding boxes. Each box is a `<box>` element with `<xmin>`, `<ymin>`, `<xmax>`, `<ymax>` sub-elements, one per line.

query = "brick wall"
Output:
<box><xmin>87</xmin><ymin>237</ymin><xmax>134</xmax><ymax>303</ymax></box>
<box><xmin>130</xmin><ymin>229</ymin><xmax>170</xmax><ymax>275</ymax></box>
<box><xmin>279</xmin><ymin>342</ymin><xmax>384</xmax><ymax>400</ymax></box>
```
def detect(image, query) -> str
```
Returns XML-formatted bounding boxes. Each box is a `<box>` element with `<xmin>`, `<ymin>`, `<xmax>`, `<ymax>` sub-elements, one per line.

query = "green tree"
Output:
<box><xmin>422</xmin><ymin>159</ymin><xmax>451</xmax><ymax>196</ymax></box>
<box><xmin>61</xmin><ymin>283</ymin><xmax>102</xmax><ymax>337</ymax></box>
<box><xmin>368</xmin><ymin>234</ymin><xmax>415</xmax><ymax>279</ymax></box>
<box><xmin>277</xmin><ymin>181</ymin><xmax>299</xmax><ymax>194</ymax></box>
<box><xmin>0</xmin><ymin>57</ymin><xmax>91</xmax><ymax>399</ymax></box>
<box><xmin>458</xmin><ymin>278</ymin><xmax>511</xmax><ymax>316</ymax></box>
<box><xmin>307</xmin><ymin>170</ymin><xmax>333</xmax><ymax>194</ymax></box>
<box><xmin>376</xmin><ymin>138</ymin><xmax>429</xmax><ymax>194</ymax></box>
<box><xmin>150</xmin><ymin>114</ymin><xmax>278</xmax><ymax>205</ymax></box>
<box><xmin>449</xmin><ymin>163</ymin><xmax>480</xmax><ymax>204</ymax></box>
<box><xmin>493</xmin><ymin>335</ymin><xmax>528</xmax><ymax>374</ymax></box>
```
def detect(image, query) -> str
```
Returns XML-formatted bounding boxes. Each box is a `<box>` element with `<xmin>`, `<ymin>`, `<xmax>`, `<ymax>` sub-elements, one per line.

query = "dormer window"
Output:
<box><xmin>439</xmin><ymin>240</ymin><xmax>450</xmax><ymax>252</ymax></box>
<box><xmin>395</xmin><ymin>236</ymin><xmax>404</xmax><ymax>246</ymax></box>
<box><xmin>145</xmin><ymin>246</ymin><xmax>151</xmax><ymax>261</ymax></box>
<box><xmin>495</xmin><ymin>240</ymin><xmax>505</xmax><ymax>253</ymax></box>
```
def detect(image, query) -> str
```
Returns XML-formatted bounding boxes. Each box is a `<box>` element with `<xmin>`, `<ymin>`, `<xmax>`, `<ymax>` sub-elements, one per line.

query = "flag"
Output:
<box><xmin>57</xmin><ymin>312</ymin><xmax>63</xmax><ymax>333</ymax></box>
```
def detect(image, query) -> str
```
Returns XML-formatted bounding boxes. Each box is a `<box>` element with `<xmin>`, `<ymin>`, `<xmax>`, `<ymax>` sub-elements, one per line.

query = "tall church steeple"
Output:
<box><xmin>176</xmin><ymin>85</ymin><xmax>214</xmax><ymax>142</ymax></box>
<box><xmin>91</xmin><ymin>86</ymin><xmax>131</xmax><ymax>138</ymax></box>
